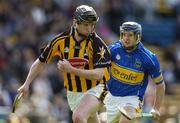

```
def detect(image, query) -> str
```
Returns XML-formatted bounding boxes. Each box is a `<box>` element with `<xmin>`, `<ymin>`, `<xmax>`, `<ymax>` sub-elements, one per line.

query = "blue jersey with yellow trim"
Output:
<box><xmin>107</xmin><ymin>41</ymin><xmax>163</xmax><ymax>100</ymax></box>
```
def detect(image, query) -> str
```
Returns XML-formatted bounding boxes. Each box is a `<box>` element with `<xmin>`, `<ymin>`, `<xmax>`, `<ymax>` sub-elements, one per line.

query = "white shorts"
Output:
<box><xmin>104</xmin><ymin>92</ymin><xmax>142</xmax><ymax>123</ymax></box>
<box><xmin>67</xmin><ymin>84</ymin><xmax>107</xmax><ymax>111</ymax></box>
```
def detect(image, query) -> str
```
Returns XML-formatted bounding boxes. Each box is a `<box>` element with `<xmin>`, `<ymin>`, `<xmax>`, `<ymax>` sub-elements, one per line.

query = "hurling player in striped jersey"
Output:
<box><xmin>18</xmin><ymin>5</ymin><xmax>111</xmax><ymax>123</ymax></box>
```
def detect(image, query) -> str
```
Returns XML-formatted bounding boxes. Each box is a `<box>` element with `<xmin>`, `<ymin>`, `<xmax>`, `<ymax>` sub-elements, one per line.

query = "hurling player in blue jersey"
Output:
<box><xmin>105</xmin><ymin>22</ymin><xmax>165</xmax><ymax>123</ymax></box>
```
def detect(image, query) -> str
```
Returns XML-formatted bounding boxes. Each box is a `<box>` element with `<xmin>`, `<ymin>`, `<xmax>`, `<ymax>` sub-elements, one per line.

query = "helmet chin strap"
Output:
<box><xmin>122</xmin><ymin>41</ymin><xmax>139</xmax><ymax>51</ymax></box>
<box><xmin>74</xmin><ymin>21</ymin><xmax>95</xmax><ymax>39</ymax></box>
<box><xmin>75</xmin><ymin>28</ymin><xmax>87</xmax><ymax>38</ymax></box>
<box><xmin>121</xmin><ymin>34</ymin><xmax>140</xmax><ymax>51</ymax></box>
<box><xmin>75</xmin><ymin>27</ymin><xmax>92</xmax><ymax>39</ymax></box>
<box><xmin>124</xmin><ymin>45</ymin><xmax>136</xmax><ymax>51</ymax></box>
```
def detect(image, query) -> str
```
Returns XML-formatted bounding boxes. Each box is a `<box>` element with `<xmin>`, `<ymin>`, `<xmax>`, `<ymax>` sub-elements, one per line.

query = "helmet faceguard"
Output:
<box><xmin>74</xmin><ymin>5</ymin><xmax>99</xmax><ymax>23</ymax></box>
<box><xmin>120</xmin><ymin>22</ymin><xmax>142</xmax><ymax>43</ymax></box>
<box><xmin>73</xmin><ymin>5</ymin><xmax>99</xmax><ymax>39</ymax></box>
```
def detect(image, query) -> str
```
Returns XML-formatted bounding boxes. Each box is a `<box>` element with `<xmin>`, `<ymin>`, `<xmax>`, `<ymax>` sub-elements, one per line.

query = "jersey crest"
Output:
<box><xmin>97</xmin><ymin>46</ymin><xmax>106</xmax><ymax>61</ymax></box>
<box><xmin>116</xmin><ymin>54</ymin><xmax>121</xmax><ymax>60</ymax></box>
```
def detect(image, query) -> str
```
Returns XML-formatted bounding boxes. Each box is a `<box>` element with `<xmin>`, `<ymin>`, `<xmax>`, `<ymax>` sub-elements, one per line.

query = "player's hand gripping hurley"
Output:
<box><xmin>119</xmin><ymin>107</ymin><xmax>153</xmax><ymax>120</ymax></box>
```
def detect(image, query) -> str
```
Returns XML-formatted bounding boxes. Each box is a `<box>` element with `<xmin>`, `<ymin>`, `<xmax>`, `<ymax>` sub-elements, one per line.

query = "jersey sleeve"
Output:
<box><xmin>39</xmin><ymin>39</ymin><xmax>61</xmax><ymax>64</ymax></box>
<box><xmin>92</xmin><ymin>35</ymin><xmax>111</xmax><ymax>68</ymax></box>
<box><xmin>108</xmin><ymin>43</ymin><xmax>116</xmax><ymax>61</ymax></box>
<box><xmin>147</xmin><ymin>54</ymin><xmax>164</xmax><ymax>85</ymax></box>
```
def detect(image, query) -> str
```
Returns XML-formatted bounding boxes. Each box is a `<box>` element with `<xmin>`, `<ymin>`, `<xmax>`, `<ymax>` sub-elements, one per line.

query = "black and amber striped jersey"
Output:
<box><xmin>39</xmin><ymin>26</ymin><xmax>111</xmax><ymax>92</ymax></box>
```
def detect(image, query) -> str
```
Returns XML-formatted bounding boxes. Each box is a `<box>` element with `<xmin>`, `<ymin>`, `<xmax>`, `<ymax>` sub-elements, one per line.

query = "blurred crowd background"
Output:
<box><xmin>0</xmin><ymin>0</ymin><xmax>180</xmax><ymax>123</ymax></box>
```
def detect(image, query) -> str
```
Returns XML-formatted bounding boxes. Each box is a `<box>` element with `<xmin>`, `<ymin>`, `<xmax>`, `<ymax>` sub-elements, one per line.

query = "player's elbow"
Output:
<box><xmin>93</xmin><ymin>69</ymin><xmax>104</xmax><ymax>80</ymax></box>
<box><xmin>156</xmin><ymin>81</ymin><xmax>166</xmax><ymax>94</ymax></box>
<box><xmin>157</xmin><ymin>81</ymin><xmax>165</xmax><ymax>89</ymax></box>
<box><xmin>93</xmin><ymin>73</ymin><xmax>103</xmax><ymax>81</ymax></box>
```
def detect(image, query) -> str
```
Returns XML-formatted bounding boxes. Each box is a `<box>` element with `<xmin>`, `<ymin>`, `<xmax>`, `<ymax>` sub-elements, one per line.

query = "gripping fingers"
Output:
<box><xmin>17</xmin><ymin>84</ymin><xmax>29</xmax><ymax>97</ymax></box>
<box><xmin>150</xmin><ymin>109</ymin><xmax>160</xmax><ymax>120</ymax></box>
<box><xmin>57</xmin><ymin>61</ymin><xmax>64</xmax><ymax>71</ymax></box>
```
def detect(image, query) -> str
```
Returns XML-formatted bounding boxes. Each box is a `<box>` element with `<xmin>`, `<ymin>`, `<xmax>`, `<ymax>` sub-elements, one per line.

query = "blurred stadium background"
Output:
<box><xmin>0</xmin><ymin>0</ymin><xmax>180</xmax><ymax>123</ymax></box>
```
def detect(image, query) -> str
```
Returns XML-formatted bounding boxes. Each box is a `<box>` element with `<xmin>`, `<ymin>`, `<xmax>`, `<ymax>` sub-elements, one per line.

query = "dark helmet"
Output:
<box><xmin>120</xmin><ymin>22</ymin><xmax>142</xmax><ymax>42</ymax></box>
<box><xmin>74</xmin><ymin>5</ymin><xmax>99</xmax><ymax>23</ymax></box>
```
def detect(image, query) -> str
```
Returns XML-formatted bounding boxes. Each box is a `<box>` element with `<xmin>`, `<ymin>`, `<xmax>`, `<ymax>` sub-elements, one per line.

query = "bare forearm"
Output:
<box><xmin>153</xmin><ymin>82</ymin><xmax>165</xmax><ymax>110</ymax></box>
<box><xmin>57</xmin><ymin>59</ymin><xmax>105</xmax><ymax>80</ymax></box>
<box><xmin>24</xmin><ymin>59</ymin><xmax>45</xmax><ymax>86</ymax></box>
<box><xmin>71</xmin><ymin>67</ymin><xmax>104</xmax><ymax>80</ymax></box>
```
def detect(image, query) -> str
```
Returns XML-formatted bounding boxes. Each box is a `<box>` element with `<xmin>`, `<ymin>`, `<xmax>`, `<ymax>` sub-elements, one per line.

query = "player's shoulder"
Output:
<box><xmin>90</xmin><ymin>33</ymin><xmax>108</xmax><ymax>47</ymax></box>
<box><xmin>40</xmin><ymin>27</ymin><xmax>72</xmax><ymax>52</ymax></box>
<box><xmin>52</xmin><ymin>28</ymin><xmax>71</xmax><ymax>42</ymax></box>
<box><xmin>137</xmin><ymin>43</ymin><xmax>158</xmax><ymax>64</ymax></box>
<box><xmin>90</xmin><ymin>33</ymin><xmax>103</xmax><ymax>42</ymax></box>
<box><xmin>108</xmin><ymin>41</ymin><xmax>122</xmax><ymax>50</ymax></box>
<box><xmin>139</xmin><ymin>44</ymin><xmax>156</xmax><ymax>58</ymax></box>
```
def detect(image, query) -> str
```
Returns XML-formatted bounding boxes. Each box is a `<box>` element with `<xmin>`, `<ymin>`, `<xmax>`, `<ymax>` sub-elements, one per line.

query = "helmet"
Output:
<box><xmin>74</xmin><ymin>5</ymin><xmax>99</xmax><ymax>23</ymax></box>
<box><xmin>120</xmin><ymin>21</ymin><xmax>142</xmax><ymax>42</ymax></box>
